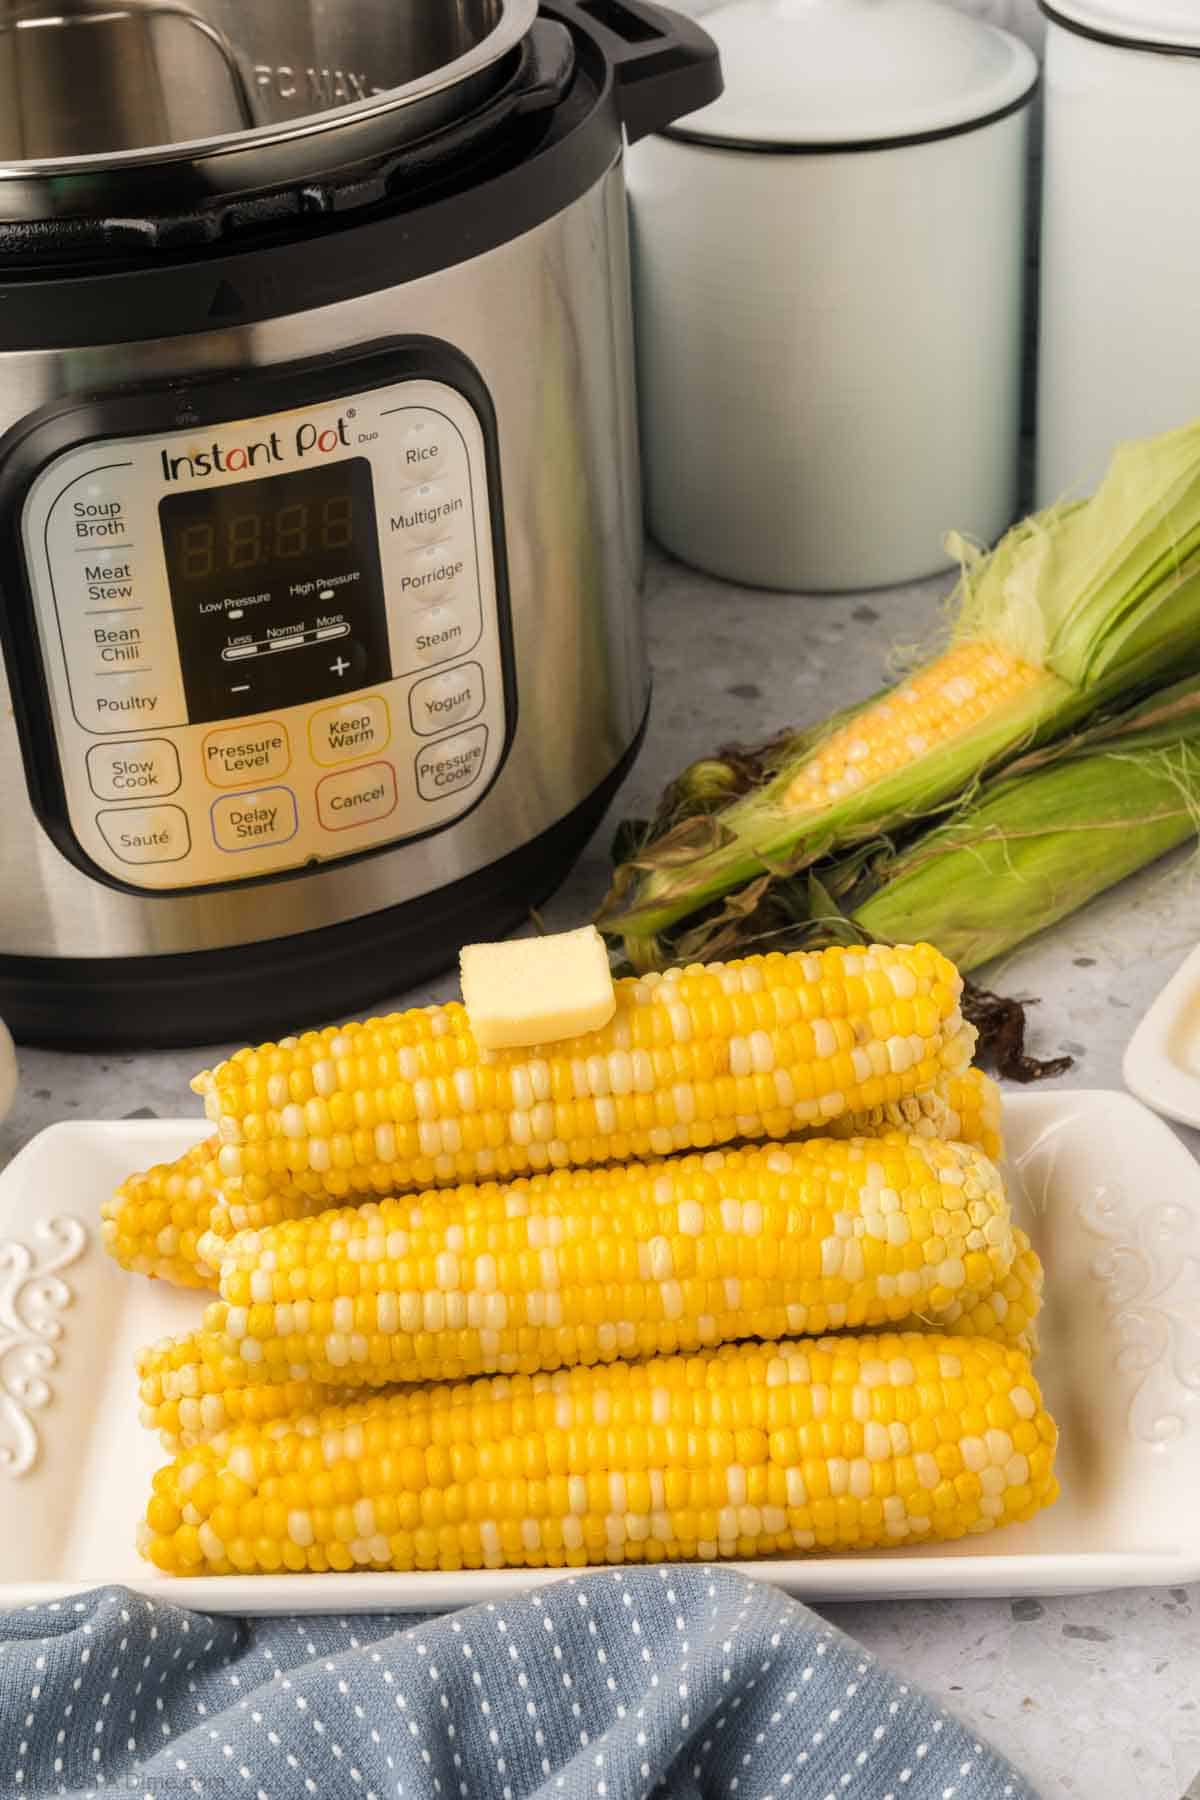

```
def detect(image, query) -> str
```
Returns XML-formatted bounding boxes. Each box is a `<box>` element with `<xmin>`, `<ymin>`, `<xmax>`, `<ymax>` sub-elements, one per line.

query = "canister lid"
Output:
<box><xmin>667</xmin><ymin>0</ymin><xmax>1038</xmax><ymax>149</ymax></box>
<box><xmin>1043</xmin><ymin>1</ymin><xmax>1200</xmax><ymax>51</ymax></box>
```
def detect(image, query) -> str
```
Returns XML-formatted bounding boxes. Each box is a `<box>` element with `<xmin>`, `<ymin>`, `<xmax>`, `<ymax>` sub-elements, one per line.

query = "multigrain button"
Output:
<box><xmin>309</xmin><ymin>696</ymin><xmax>391</xmax><ymax>766</ymax></box>
<box><xmin>211</xmin><ymin>787</ymin><xmax>298</xmax><ymax>853</ymax></box>
<box><xmin>388</xmin><ymin>480</ymin><xmax>468</xmax><ymax>545</ymax></box>
<box><xmin>96</xmin><ymin>803</ymin><xmax>190</xmax><ymax>864</ymax></box>
<box><xmin>415</xmin><ymin>724</ymin><xmax>488</xmax><ymax>801</ymax></box>
<box><xmin>409</xmin><ymin>662</ymin><xmax>485</xmax><ymax>737</ymax></box>
<box><xmin>86</xmin><ymin>738</ymin><xmax>181</xmax><ymax>800</ymax></box>
<box><xmin>203</xmin><ymin>721</ymin><xmax>290</xmax><ymax>788</ymax></box>
<box><xmin>317</xmin><ymin>761</ymin><xmax>398</xmax><ymax>831</ymax></box>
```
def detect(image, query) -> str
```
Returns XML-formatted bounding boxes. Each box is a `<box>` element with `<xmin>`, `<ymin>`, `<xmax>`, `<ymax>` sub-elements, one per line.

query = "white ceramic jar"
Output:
<box><xmin>1037</xmin><ymin>3</ymin><xmax>1200</xmax><ymax>504</ymax></box>
<box><xmin>625</xmin><ymin>0</ymin><xmax>1038</xmax><ymax>591</ymax></box>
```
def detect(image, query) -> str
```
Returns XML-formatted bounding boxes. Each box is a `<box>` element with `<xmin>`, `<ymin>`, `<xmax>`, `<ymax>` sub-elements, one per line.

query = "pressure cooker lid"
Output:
<box><xmin>668</xmin><ymin>0</ymin><xmax>1038</xmax><ymax>149</ymax></box>
<box><xmin>1042</xmin><ymin>0</ymin><xmax>1200</xmax><ymax>50</ymax></box>
<box><xmin>0</xmin><ymin>0</ymin><xmax>537</xmax><ymax>218</ymax></box>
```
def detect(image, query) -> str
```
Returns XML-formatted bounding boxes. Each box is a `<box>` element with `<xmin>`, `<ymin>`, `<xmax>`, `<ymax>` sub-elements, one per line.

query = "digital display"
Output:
<box><xmin>160</xmin><ymin>458</ymin><xmax>390</xmax><ymax>725</ymax></box>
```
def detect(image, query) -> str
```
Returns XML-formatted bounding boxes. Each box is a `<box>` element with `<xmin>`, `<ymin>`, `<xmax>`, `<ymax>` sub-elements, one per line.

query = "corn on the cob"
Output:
<box><xmin>180</xmin><ymin>1134</ymin><xmax>1012</xmax><ymax>1391</ymax></box>
<box><xmin>101</xmin><ymin>1138</ymin><xmax>337</xmax><ymax>1289</ymax></box>
<box><xmin>194</xmin><ymin>943</ymin><xmax>975</xmax><ymax>1200</ymax></box>
<box><xmin>823</xmin><ymin>1067</ymin><xmax>1002</xmax><ymax>1164</ymax></box>
<box><xmin>916</xmin><ymin>1228</ymin><xmax>1043</xmax><ymax>1357</ymax></box>
<box><xmin>138</xmin><ymin>1331</ymin><xmax>1058</xmax><ymax>1575</ymax></box>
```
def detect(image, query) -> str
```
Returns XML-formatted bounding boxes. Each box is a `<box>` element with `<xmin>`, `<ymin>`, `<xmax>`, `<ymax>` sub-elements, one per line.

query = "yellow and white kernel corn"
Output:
<box><xmin>914</xmin><ymin>1228</ymin><xmax>1043</xmax><ymax>1357</ymax></box>
<box><xmin>191</xmin><ymin>943</ymin><xmax>975</xmax><ymax>1199</ymax></box>
<box><xmin>783</xmin><ymin>642</ymin><xmax>1046</xmax><ymax>814</ymax></box>
<box><xmin>137</xmin><ymin>1331</ymin><xmax>1059</xmax><ymax>1576</ymax></box>
<box><xmin>824</xmin><ymin>1067</ymin><xmax>1002</xmax><ymax>1164</ymax></box>
<box><xmin>178</xmin><ymin>1134</ymin><xmax>1014</xmax><ymax>1389</ymax></box>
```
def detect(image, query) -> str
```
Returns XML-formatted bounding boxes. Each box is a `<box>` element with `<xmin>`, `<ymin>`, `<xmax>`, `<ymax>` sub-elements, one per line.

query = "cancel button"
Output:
<box><xmin>317</xmin><ymin>761</ymin><xmax>398</xmax><ymax>832</ymax></box>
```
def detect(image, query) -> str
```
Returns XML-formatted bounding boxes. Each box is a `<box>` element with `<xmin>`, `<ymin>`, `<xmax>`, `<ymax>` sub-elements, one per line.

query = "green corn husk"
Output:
<box><xmin>601</xmin><ymin>421</ymin><xmax>1200</xmax><ymax>963</ymax></box>
<box><xmin>847</xmin><ymin>677</ymin><xmax>1200</xmax><ymax>971</ymax></box>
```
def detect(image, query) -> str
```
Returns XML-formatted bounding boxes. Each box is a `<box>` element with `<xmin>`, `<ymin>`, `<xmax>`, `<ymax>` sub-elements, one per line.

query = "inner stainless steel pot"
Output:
<box><xmin>0</xmin><ymin>0</ymin><xmax>536</xmax><ymax>167</ymax></box>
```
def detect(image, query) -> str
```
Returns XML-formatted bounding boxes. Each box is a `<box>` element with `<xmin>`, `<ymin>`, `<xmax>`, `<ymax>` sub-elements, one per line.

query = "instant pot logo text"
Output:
<box><xmin>160</xmin><ymin>416</ymin><xmax>351</xmax><ymax>481</ymax></box>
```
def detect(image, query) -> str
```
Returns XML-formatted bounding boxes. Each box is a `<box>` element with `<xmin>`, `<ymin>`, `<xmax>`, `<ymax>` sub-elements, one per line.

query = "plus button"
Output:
<box><xmin>330</xmin><ymin>656</ymin><xmax>350</xmax><ymax>678</ymax></box>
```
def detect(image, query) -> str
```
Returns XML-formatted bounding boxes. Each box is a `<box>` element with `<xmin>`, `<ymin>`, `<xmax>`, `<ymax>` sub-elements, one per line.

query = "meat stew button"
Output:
<box><xmin>409</xmin><ymin>662</ymin><xmax>484</xmax><ymax>737</ymax></box>
<box><xmin>316</xmin><ymin>761</ymin><xmax>398</xmax><ymax>831</ymax></box>
<box><xmin>415</xmin><ymin>724</ymin><xmax>488</xmax><ymax>801</ymax></box>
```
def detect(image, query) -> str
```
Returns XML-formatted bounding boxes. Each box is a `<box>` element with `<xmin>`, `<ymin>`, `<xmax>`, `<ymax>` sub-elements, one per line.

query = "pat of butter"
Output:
<box><xmin>460</xmin><ymin>926</ymin><xmax>616</xmax><ymax>1050</ymax></box>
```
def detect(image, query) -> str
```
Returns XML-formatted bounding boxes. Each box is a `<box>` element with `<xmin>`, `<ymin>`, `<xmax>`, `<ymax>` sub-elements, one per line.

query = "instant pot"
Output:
<box><xmin>0</xmin><ymin>0</ymin><xmax>719</xmax><ymax>1048</ymax></box>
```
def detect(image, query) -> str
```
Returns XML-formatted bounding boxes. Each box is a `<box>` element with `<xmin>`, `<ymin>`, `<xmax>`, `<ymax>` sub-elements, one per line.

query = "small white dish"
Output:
<box><xmin>1122</xmin><ymin>943</ymin><xmax>1200</xmax><ymax>1128</ymax></box>
<box><xmin>1</xmin><ymin>1095</ymin><xmax>1199</xmax><ymax>1614</ymax></box>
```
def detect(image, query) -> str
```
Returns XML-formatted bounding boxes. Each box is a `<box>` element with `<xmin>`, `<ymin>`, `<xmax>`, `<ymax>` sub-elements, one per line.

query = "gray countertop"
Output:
<box><xmin>2</xmin><ymin>546</ymin><xmax>1197</xmax><ymax>1800</ymax></box>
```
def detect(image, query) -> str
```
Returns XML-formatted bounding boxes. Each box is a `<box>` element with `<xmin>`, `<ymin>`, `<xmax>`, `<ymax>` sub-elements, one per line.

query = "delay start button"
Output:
<box><xmin>415</xmin><ymin>724</ymin><xmax>488</xmax><ymax>802</ymax></box>
<box><xmin>211</xmin><ymin>787</ymin><xmax>299</xmax><ymax>853</ymax></box>
<box><xmin>203</xmin><ymin>721</ymin><xmax>290</xmax><ymax>788</ymax></box>
<box><xmin>316</xmin><ymin>761</ymin><xmax>398</xmax><ymax>832</ymax></box>
<box><xmin>409</xmin><ymin>663</ymin><xmax>484</xmax><ymax>737</ymax></box>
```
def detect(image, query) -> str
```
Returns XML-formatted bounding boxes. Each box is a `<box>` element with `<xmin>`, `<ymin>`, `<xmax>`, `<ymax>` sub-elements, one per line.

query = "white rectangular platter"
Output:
<box><xmin>1</xmin><ymin>1090</ymin><xmax>1197</xmax><ymax>1614</ymax></box>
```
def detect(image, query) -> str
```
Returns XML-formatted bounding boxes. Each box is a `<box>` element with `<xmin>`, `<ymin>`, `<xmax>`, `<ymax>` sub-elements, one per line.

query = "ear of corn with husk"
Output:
<box><xmin>601</xmin><ymin>421</ymin><xmax>1200</xmax><ymax>965</ymax></box>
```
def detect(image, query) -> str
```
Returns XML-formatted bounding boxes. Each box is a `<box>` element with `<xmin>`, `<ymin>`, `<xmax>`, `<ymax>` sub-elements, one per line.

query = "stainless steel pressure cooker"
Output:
<box><xmin>0</xmin><ymin>0</ymin><xmax>719</xmax><ymax>1047</ymax></box>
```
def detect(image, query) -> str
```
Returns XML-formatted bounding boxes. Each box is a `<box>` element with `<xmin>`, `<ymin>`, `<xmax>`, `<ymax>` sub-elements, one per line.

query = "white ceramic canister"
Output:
<box><xmin>1036</xmin><ymin>3</ymin><xmax>1200</xmax><ymax>505</ymax></box>
<box><xmin>625</xmin><ymin>0</ymin><xmax>1038</xmax><ymax>591</ymax></box>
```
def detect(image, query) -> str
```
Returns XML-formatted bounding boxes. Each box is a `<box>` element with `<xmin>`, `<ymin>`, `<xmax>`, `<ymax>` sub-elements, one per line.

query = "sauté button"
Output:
<box><xmin>96</xmin><ymin>803</ymin><xmax>190</xmax><ymax>864</ymax></box>
<box><xmin>86</xmin><ymin>738</ymin><xmax>181</xmax><ymax>800</ymax></box>
<box><xmin>415</xmin><ymin>724</ymin><xmax>489</xmax><ymax>801</ymax></box>
<box><xmin>211</xmin><ymin>786</ymin><xmax>299</xmax><ymax>853</ymax></box>
<box><xmin>309</xmin><ymin>696</ymin><xmax>391</xmax><ymax>766</ymax></box>
<box><xmin>203</xmin><ymin>721</ymin><xmax>290</xmax><ymax>788</ymax></box>
<box><xmin>316</xmin><ymin>761</ymin><xmax>398</xmax><ymax>832</ymax></box>
<box><xmin>408</xmin><ymin>662</ymin><xmax>485</xmax><ymax>737</ymax></box>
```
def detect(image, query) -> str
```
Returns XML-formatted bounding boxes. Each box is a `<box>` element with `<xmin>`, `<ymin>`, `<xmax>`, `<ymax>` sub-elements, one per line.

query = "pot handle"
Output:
<box><xmin>547</xmin><ymin>0</ymin><xmax>722</xmax><ymax>143</ymax></box>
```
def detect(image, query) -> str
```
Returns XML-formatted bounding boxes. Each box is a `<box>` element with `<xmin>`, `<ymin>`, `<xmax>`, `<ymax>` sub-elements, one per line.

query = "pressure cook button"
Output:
<box><xmin>408</xmin><ymin>602</ymin><xmax>472</xmax><ymax>667</ymax></box>
<box><xmin>203</xmin><ymin>721</ymin><xmax>291</xmax><ymax>788</ymax></box>
<box><xmin>387</xmin><ymin>480</ymin><xmax>467</xmax><ymax>545</ymax></box>
<box><xmin>96</xmin><ymin>803</ymin><xmax>190</xmax><ymax>865</ymax></box>
<box><xmin>316</xmin><ymin>762</ymin><xmax>398</xmax><ymax>832</ymax></box>
<box><xmin>415</xmin><ymin>724</ymin><xmax>488</xmax><ymax>802</ymax></box>
<box><xmin>397</xmin><ymin>416</ymin><xmax>453</xmax><ymax>480</ymax></box>
<box><xmin>409</xmin><ymin>662</ymin><xmax>485</xmax><ymax>737</ymax></box>
<box><xmin>211</xmin><ymin>786</ymin><xmax>299</xmax><ymax>853</ymax></box>
<box><xmin>309</xmin><ymin>696</ymin><xmax>391</xmax><ymax>766</ymax></box>
<box><xmin>86</xmin><ymin>738</ymin><xmax>181</xmax><ymax>801</ymax></box>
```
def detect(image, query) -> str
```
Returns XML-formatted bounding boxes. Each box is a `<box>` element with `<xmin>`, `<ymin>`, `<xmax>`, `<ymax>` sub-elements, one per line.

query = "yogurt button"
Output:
<box><xmin>409</xmin><ymin>662</ymin><xmax>485</xmax><ymax>736</ymax></box>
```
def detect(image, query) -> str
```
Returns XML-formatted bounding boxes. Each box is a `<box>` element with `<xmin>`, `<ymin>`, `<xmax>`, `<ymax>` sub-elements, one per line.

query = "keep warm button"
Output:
<box><xmin>317</xmin><ymin>761</ymin><xmax>398</xmax><ymax>832</ymax></box>
<box><xmin>415</xmin><ymin>724</ymin><xmax>489</xmax><ymax>802</ymax></box>
<box><xmin>211</xmin><ymin>787</ymin><xmax>298</xmax><ymax>853</ymax></box>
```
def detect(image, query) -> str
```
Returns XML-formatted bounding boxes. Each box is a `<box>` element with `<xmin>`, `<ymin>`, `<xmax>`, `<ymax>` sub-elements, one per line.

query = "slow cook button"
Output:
<box><xmin>86</xmin><ymin>737</ymin><xmax>181</xmax><ymax>801</ymax></box>
<box><xmin>211</xmin><ymin>786</ymin><xmax>299</xmax><ymax>853</ymax></box>
<box><xmin>415</xmin><ymin>724</ymin><xmax>489</xmax><ymax>802</ymax></box>
<box><xmin>203</xmin><ymin>721</ymin><xmax>290</xmax><ymax>788</ymax></box>
<box><xmin>96</xmin><ymin>803</ymin><xmax>190</xmax><ymax>865</ymax></box>
<box><xmin>317</xmin><ymin>762</ymin><xmax>398</xmax><ymax>832</ymax></box>
<box><xmin>409</xmin><ymin>662</ymin><xmax>485</xmax><ymax>737</ymax></box>
<box><xmin>309</xmin><ymin>695</ymin><xmax>391</xmax><ymax>766</ymax></box>
<box><xmin>388</xmin><ymin>479</ymin><xmax>468</xmax><ymax>545</ymax></box>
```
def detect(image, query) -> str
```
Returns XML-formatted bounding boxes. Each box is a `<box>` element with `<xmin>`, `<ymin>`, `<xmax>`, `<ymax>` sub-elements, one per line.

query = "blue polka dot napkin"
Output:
<box><xmin>0</xmin><ymin>1568</ymin><xmax>1036</xmax><ymax>1799</ymax></box>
